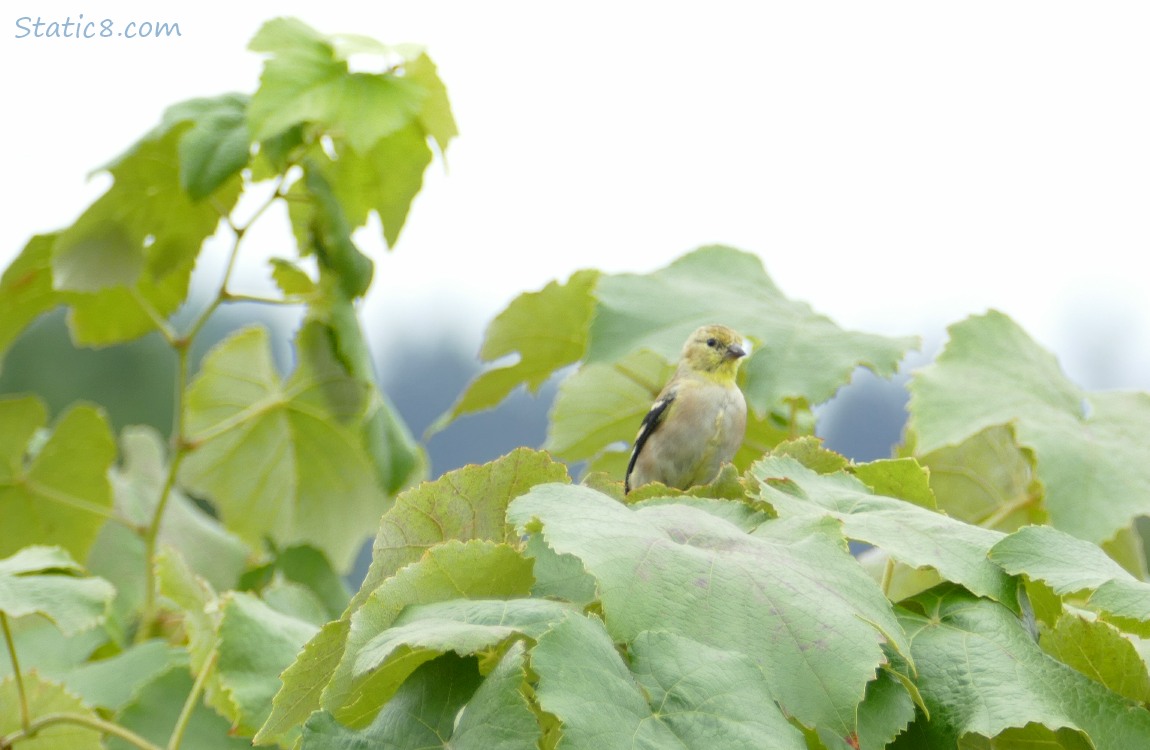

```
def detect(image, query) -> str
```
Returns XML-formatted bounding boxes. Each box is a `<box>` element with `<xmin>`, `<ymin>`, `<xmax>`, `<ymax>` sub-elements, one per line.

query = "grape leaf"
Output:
<box><xmin>897</xmin><ymin>586</ymin><xmax>1150</xmax><ymax>748</ymax></box>
<box><xmin>587</xmin><ymin>246</ymin><xmax>918</xmax><ymax>413</ymax></box>
<box><xmin>989</xmin><ymin>525</ymin><xmax>1150</xmax><ymax>632</ymax></box>
<box><xmin>439</xmin><ymin>269</ymin><xmax>600</xmax><ymax>426</ymax></box>
<box><xmin>531</xmin><ymin>614</ymin><xmax>806</xmax><ymax>750</ymax></box>
<box><xmin>0</xmin><ymin>546</ymin><xmax>114</xmax><ymax>636</ymax></box>
<box><xmin>109</xmin><ymin>666</ymin><xmax>253</xmax><ymax>750</ymax></box>
<box><xmin>179</xmin><ymin>323</ymin><xmax>384</xmax><ymax>571</ymax></box>
<box><xmin>0</xmin><ymin>673</ymin><xmax>103</xmax><ymax>750</ymax></box>
<box><xmin>509</xmin><ymin>484</ymin><xmax>909</xmax><ymax>735</ymax></box>
<box><xmin>908</xmin><ymin>310</ymin><xmax>1150</xmax><ymax>545</ymax></box>
<box><xmin>751</xmin><ymin>454</ymin><xmax>1016</xmax><ymax>606</ymax></box>
<box><xmin>0</xmin><ymin>235</ymin><xmax>58</xmax><ymax>372</ymax></box>
<box><xmin>1040</xmin><ymin>614</ymin><xmax>1150</xmax><ymax>705</ymax></box>
<box><xmin>0</xmin><ymin>397</ymin><xmax>116</xmax><ymax>560</ymax></box>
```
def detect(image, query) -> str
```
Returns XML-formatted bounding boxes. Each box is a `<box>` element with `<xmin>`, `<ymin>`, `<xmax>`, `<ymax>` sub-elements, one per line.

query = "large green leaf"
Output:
<box><xmin>908</xmin><ymin>310</ymin><xmax>1150</xmax><ymax>545</ymax></box>
<box><xmin>258</xmin><ymin>540</ymin><xmax>534</xmax><ymax>745</ymax></box>
<box><xmin>750</xmin><ymin>454</ymin><xmax>1016</xmax><ymax>606</ymax></box>
<box><xmin>0</xmin><ymin>546</ymin><xmax>114</xmax><ymax>636</ymax></box>
<box><xmin>0</xmin><ymin>235</ymin><xmax>59</xmax><ymax>372</ymax></box>
<box><xmin>179</xmin><ymin>323</ymin><xmax>384</xmax><ymax>571</ymax></box>
<box><xmin>323</xmin><ymin>542</ymin><xmax>537</xmax><ymax>727</ymax></box>
<box><xmin>897</xmin><ymin>586</ymin><xmax>1150</xmax><ymax>748</ymax></box>
<box><xmin>531</xmin><ymin>614</ymin><xmax>806</xmax><ymax>750</ymax></box>
<box><xmin>332</xmin><ymin>598</ymin><xmax>571</xmax><ymax>728</ymax></box>
<box><xmin>587</xmin><ymin>246</ymin><xmax>918</xmax><ymax>413</ymax></box>
<box><xmin>354</xmin><ymin>448</ymin><xmax>567</xmax><ymax>606</ymax></box>
<box><xmin>440</xmin><ymin>269</ymin><xmax>600</xmax><ymax>425</ymax></box>
<box><xmin>108</xmin><ymin>666</ymin><xmax>253</xmax><ymax>750</ymax></box>
<box><xmin>248</xmin><ymin>18</ymin><xmax>426</xmax><ymax>152</ymax></box>
<box><xmin>508</xmin><ymin>484</ymin><xmax>909</xmax><ymax>735</ymax></box>
<box><xmin>989</xmin><ymin>525</ymin><xmax>1150</xmax><ymax>632</ymax></box>
<box><xmin>1039</xmin><ymin>614</ymin><xmax>1150</xmax><ymax>705</ymax></box>
<box><xmin>0</xmin><ymin>397</ymin><xmax>116</xmax><ymax>560</ymax></box>
<box><xmin>215</xmin><ymin>592</ymin><xmax>319</xmax><ymax>738</ymax></box>
<box><xmin>0</xmin><ymin>673</ymin><xmax>103</xmax><ymax>750</ymax></box>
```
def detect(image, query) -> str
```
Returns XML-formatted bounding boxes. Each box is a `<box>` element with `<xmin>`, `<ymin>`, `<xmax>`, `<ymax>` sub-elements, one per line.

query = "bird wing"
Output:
<box><xmin>624</xmin><ymin>389</ymin><xmax>676</xmax><ymax>493</ymax></box>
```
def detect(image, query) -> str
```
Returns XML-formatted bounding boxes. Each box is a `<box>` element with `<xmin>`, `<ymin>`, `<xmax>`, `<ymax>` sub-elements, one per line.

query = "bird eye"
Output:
<box><xmin>706</xmin><ymin>337</ymin><xmax>718</xmax><ymax>348</ymax></box>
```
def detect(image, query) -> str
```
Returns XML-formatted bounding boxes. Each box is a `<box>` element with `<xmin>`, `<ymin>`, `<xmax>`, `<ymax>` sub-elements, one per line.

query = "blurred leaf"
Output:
<box><xmin>587</xmin><ymin>246</ymin><xmax>918</xmax><ymax>413</ymax></box>
<box><xmin>354</xmin><ymin>448</ymin><xmax>567</xmax><ymax>606</ymax></box>
<box><xmin>1040</xmin><ymin>614</ymin><xmax>1150</xmax><ymax>705</ymax></box>
<box><xmin>0</xmin><ymin>397</ymin><xmax>115</xmax><ymax>560</ymax></box>
<box><xmin>0</xmin><ymin>673</ymin><xmax>103</xmax><ymax>750</ymax></box>
<box><xmin>0</xmin><ymin>546</ymin><xmax>114</xmax><ymax>635</ymax></box>
<box><xmin>61</xmin><ymin>640</ymin><xmax>187</xmax><ymax>711</ymax></box>
<box><xmin>407</xmin><ymin>53</ymin><xmax>458</xmax><ymax>155</ymax></box>
<box><xmin>113</xmin><ymin>425</ymin><xmax>249</xmax><ymax>592</ymax></box>
<box><xmin>443</xmin><ymin>270</ymin><xmax>600</xmax><ymax>426</ymax></box>
<box><xmin>908</xmin><ymin>310</ymin><xmax>1150</xmax><ymax>545</ymax></box>
<box><xmin>0</xmin><ymin>235</ymin><xmax>58</xmax><ymax>372</ymax></box>
<box><xmin>109</xmin><ymin>666</ymin><xmax>252</xmax><ymax>750</ymax></box>
<box><xmin>509</xmin><ymin>484</ymin><xmax>908</xmax><ymax>735</ymax></box>
<box><xmin>751</xmin><ymin>455</ymin><xmax>1016</xmax><ymax>606</ymax></box>
<box><xmin>328</xmin><ymin>124</ymin><xmax>433</xmax><ymax>247</ymax></box>
<box><xmin>990</xmin><ymin>525</ymin><xmax>1150</xmax><ymax>634</ymax></box>
<box><xmin>897</xmin><ymin>586</ymin><xmax>1150</xmax><ymax>747</ymax></box>
<box><xmin>300</xmin><ymin>167</ymin><xmax>373</xmax><ymax>299</ymax></box>
<box><xmin>956</xmin><ymin>724</ymin><xmax>1093</xmax><ymax>750</ymax></box>
<box><xmin>248</xmin><ymin>17</ymin><xmax>426</xmax><ymax>152</ymax></box>
<box><xmin>176</xmin><ymin>93</ymin><xmax>251</xmax><ymax>200</ymax></box>
<box><xmin>269</xmin><ymin>258</ymin><xmax>317</xmax><ymax>297</ymax></box>
<box><xmin>179</xmin><ymin>324</ymin><xmax>384</xmax><ymax>571</ymax></box>
<box><xmin>915</xmin><ymin>424</ymin><xmax>1045</xmax><ymax>530</ymax></box>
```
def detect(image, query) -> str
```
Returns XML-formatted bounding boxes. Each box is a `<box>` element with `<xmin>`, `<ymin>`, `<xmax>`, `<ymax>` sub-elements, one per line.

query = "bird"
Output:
<box><xmin>624</xmin><ymin>324</ymin><xmax>748</xmax><ymax>493</ymax></box>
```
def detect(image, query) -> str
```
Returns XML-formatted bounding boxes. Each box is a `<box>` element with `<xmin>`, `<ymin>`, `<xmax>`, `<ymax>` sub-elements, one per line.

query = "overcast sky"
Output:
<box><xmin>5</xmin><ymin>2</ymin><xmax>1149</xmax><ymax>390</ymax></box>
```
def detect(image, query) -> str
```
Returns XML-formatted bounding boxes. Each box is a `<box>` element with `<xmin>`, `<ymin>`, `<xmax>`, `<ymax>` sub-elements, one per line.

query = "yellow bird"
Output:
<box><xmin>624</xmin><ymin>325</ymin><xmax>748</xmax><ymax>493</ymax></box>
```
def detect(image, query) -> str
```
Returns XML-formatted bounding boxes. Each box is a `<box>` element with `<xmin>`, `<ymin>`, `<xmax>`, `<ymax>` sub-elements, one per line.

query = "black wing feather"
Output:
<box><xmin>624</xmin><ymin>391</ymin><xmax>676</xmax><ymax>493</ymax></box>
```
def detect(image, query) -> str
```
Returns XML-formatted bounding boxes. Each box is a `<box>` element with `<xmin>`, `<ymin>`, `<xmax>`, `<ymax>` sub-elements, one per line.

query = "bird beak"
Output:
<box><xmin>726</xmin><ymin>344</ymin><xmax>746</xmax><ymax>360</ymax></box>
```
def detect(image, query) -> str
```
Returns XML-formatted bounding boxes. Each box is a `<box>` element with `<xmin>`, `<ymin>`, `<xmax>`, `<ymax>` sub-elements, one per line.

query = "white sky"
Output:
<box><xmin>4</xmin><ymin>2</ymin><xmax>1150</xmax><ymax>390</ymax></box>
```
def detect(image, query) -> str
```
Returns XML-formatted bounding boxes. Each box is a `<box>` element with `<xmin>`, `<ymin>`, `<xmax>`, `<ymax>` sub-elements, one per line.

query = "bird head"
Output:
<box><xmin>680</xmin><ymin>324</ymin><xmax>747</xmax><ymax>378</ymax></box>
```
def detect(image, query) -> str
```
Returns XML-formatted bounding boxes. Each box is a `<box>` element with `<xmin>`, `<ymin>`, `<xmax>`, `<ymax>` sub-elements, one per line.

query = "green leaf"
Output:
<box><xmin>324</xmin><ymin>542</ymin><xmax>537</xmax><ymax>727</ymax></box>
<box><xmin>407</xmin><ymin>53</ymin><xmax>458</xmax><ymax>155</ymax></box>
<box><xmin>56</xmin><ymin>113</ymin><xmax>240</xmax><ymax>288</ymax></box>
<box><xmin>1040</xmin><ymin>614</ymin><xmax>1150</xmax><ymax>705</ymax></box>
<box><xmin>328</xmin><ymin>124</ymin><xmax>433</xmax><ymax>247</ymax></box>
<box><xmin>179</xmin><ymin>323</ymin><xmax>385</xmax><ymax>571</ymax></box>
<box><xmin>333</xmin><ymin>598</ymin><xmax>571</xmax><ymax>728</ymax></box>
<box><xmin>751</xmin><ymin>455</ymin><xmax>1016</xmax><ymax>606</ymax></box>
<box><xmin>109</xmin><ymin>666</ymin><xmax>253</xmax><ymax>750</ymax></box>
<box><xmin>155</xmin><ymin>547</ymin><xmax>219</xmax><ymax>673</ymax></box>
<box><xmin>61</xmin><ymin>640</ymin><xmax>187</xmax><ymax>711</ymax></box>
<box><xmin>587</xmin><ymin>246</ymin><xmax>918</xmax><ymax>413</ymax></box>
<box><xmin>531</xmin><ymin>615</ymin><xmax>806</xmax><ymax>750</ymax></box>
<box><xmin>301</xmin><ymin>167</ymin><xmax>374</xmax><ymax>299</ymax></box>
<box><xmin>0</xmin><ymin>235</ymin><xmax>60</xmax><ymax>372</ymax></box>
<box><xmin>113</xmin><ymin>425</ymin><xmax>249</xmax><ymax>592</ymax></box>
<box><xmin>908</xmin><ymin>310</ymin><xmax>1150</xmax><ymax>545</ymax></box>
<box><xmin>850</xmin><ymin>457</ymin><xmax>937</xmax><ymax>510</ymax></box>
<box><xmin>0</xmin><ymin>546</ymin><xmax>114</xmax><ymax>635</ymax></box>
<box><xmin>300</xmin><ymin>654</ymin><xmax>485</xmax><ymax>749</ymax></box>
<box><xmin>177</xmin><ymin>93</ymin><xmax>252</xmax><ymax>200</ymax></box>
<box><xmin>258</xmin><ymin>540</ymin><xmax>535</xmax><ymax>745</ymax></box>
<box><xmin>509</xmin><ymin>484</ymin><xmax>909</xmax><ymax>735</ymax></box>
<box><xmin>215</xmin><ymin>591</ymin><xmax>320</xmax><ymax>737</ymax></box>
<box><xmin>897</xmin><ymin>586</ymin><xmax>1150</xmax><ymax>748</ymax></box>
<box><xmin>989</xmin><ymin>525</ymin><xmax>1150</xmax><ymax>632</ymax></box>
<box><xmin>0</xmin><ymin>673</ymin><xmax>103</xmax><ymax>750</ymax></box>
<box><xmin>543</xmin><ymin>348</ymin><xmax>670</xmax><ymax>467</ymax></box>
<box><xmin>442</xmin><ymin>270</ymin><xmax>600</xmax><ymax>426</ymax></box>
<box><xmin>269</xmin><ymin>258</ymin><xmax>317</xmax><ymax>297</ymax></box>
<box><xmin>354</xmin><ymin>448</ymin><xmax>567</xmax><ymax>606</ymax></box>
<box><xmin>855</xmin><ymin>669</ymin><xmax>917</xmax><ymax>750</ymax></box>
<box><xmin>914</xmin><ymin>424</ymin><xmax>1046</xmax><ymax>531</ymax></box>
<box><xmin>248</xmin><ymin>18</ymin><xmax>426</xmax><ymax>152</ymax></box>
<box><xmin>955</xmin><ymin>724</ymin><xmax>1094</xmax><ymax>750</ymax></box>
<box><xmin>449</xmin><ymin>642</ymin><xmax>540</xmax><ymax>748</ymax></box>
<box><xmin>0</xmin><ymin>397</ymin><xmax>116</xmax><ymax>560</ymax></box>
